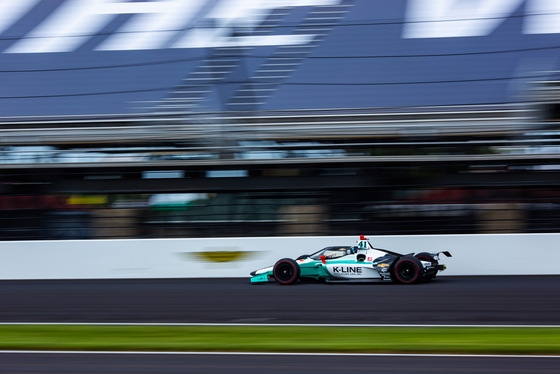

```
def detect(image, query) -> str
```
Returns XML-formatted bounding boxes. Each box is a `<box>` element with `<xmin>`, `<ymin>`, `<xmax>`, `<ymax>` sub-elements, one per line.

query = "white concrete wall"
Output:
<box><xmin>0</xmin><ymin>234</ymin><xmax>558</xmax><ymax>280</ymax></box>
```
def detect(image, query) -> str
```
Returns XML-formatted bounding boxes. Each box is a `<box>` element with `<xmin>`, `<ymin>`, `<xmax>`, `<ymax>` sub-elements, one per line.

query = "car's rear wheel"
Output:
<box><xmin>273</xmin><ymin>258</ymin><xmax>300</xmax><ymax>285</ymax></box>
<box><xmin>392</xmin><ymin>256</ymin><xmax>423</xmax><ymax>284</ymax></box>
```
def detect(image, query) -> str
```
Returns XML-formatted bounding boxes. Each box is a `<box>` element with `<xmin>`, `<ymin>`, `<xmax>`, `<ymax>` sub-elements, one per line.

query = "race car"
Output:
<box><xmin>250</xmin><ymin>236</ymin><xmax>451</xmax><ymax>285</ymax></box>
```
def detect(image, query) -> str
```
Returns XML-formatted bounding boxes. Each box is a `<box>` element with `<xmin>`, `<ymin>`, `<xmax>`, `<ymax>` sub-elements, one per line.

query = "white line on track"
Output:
<box><xmin>0</xmin><ymin>351</ymin><xmax>559</xmax><ymax>358</ymax></box>
<box><xmin>0</xmin><ymin>322</ymin><xmax>559</xmax><ymax>328</ymax></box>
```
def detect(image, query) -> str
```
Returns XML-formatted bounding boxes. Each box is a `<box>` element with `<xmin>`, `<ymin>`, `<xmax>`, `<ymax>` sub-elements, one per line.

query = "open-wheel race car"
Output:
<box><xmin>250</xmin><ymin>236</ymin><xmax>451</xmax><ymax>285</ymax></box>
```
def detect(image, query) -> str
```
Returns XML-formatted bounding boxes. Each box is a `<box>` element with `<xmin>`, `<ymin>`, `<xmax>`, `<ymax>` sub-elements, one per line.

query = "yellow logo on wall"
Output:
<box><xmin>182</xmin><ymin>249</ymin><xmax>258</xmax><ymax>263</ymax></box>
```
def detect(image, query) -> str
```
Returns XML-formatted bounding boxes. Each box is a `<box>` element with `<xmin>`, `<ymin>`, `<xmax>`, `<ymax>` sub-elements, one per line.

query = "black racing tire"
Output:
<box><xmin>273</xmin><ymin>258</ymin><xmax>300</xmax><ymax>285</ymax></box>
<box><xmin>415</xmin><ymin>252</ymin><xmax>438</xmax><ymax>280</ymax></box>
<box><xmin>392</xmin><ymin>256</ymin><xmax>423</xmax><ymax>284</ymax></box>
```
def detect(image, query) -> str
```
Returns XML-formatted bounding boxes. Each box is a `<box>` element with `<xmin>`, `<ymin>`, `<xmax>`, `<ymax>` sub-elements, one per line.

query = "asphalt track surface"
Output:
<box><xmin>0</xmin><ymin>276</ymin><xmax>558</xmax><ymax>324</ymax></box>
<box><xmin>0</xmin><ymin>276</ymin><xmax>559</xmax><ymax>372</ymax></box>
<box><xmin>0</xmin><ymin>353</ymin><xmax>558</xmax><ymax>374</ymax></box>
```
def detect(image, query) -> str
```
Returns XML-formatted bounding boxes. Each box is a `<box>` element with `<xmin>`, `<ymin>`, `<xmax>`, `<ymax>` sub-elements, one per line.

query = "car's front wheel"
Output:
<box><xmin>273</xmin><ymin>258</ymin><xmax>300</xmax><ymax>285</ymax></box>
<box><xmin>392</xmin><ymin>256</ymin><xmax>423</xmax><ymax>284</ymax></box>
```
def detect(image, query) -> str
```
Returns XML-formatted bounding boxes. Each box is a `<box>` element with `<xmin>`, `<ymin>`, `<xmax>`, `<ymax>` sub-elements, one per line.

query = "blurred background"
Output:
<box><xmin>2</xmin><ymin>0</ymin><xmax>560</xmax><ymax>241</ymax></box>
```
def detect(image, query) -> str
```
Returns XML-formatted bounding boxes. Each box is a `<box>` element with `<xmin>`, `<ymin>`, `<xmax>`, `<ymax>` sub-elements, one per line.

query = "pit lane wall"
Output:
<box><xmin>0</xmin><ymin>234</ymin><xmax>557</xmax><ymax>280</ymax></box>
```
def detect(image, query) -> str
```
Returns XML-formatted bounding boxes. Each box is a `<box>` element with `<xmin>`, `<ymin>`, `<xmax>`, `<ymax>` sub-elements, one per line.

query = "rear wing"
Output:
<box><xmin>433</xmin><ymin>251</ymin><xmax>452</xmax><ymax>261</ymax></box>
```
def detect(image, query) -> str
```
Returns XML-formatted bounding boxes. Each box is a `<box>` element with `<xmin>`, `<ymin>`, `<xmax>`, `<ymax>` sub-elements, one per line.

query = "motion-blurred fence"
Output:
<box><xmin>1</xmin><ymin>189</ymin><xmax>559</xmax><ymax>240</ymax></box>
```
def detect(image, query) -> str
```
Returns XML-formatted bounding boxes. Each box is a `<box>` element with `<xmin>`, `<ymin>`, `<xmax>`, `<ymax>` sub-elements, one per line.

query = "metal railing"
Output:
<box><xmin>0</xmin><ymin>104</ymin><xmax>533</xmax><ymax>146</ymax></box>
